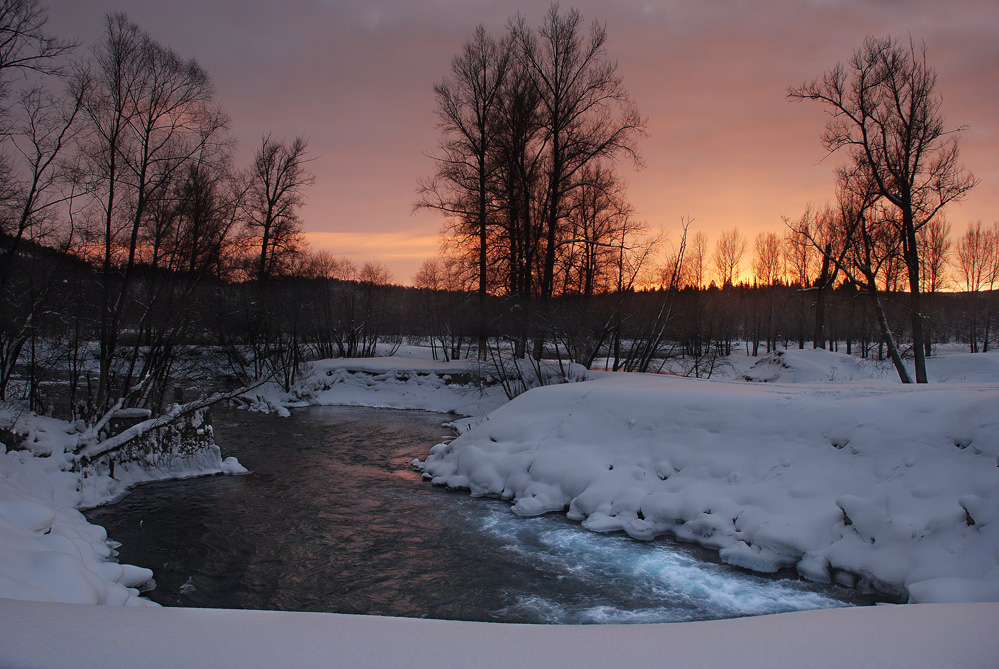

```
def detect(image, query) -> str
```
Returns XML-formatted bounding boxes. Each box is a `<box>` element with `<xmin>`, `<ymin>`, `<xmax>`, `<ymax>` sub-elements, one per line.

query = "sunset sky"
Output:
<box><xmin>47</xmin><ymin>0</ymin><xmax>998</xmax><ymax>285</ymax></box>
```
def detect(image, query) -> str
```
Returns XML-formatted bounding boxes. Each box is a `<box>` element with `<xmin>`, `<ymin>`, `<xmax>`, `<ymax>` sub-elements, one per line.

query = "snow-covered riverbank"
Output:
<box><xmin>417</xmin><ymin>347</ymin><xmax>999</xmax><ymax>603</ymax></box>
<box><xmin>0</xmin><ymin>407</ymin><xmax>246</xmax><ymax>605</ymax></box>
<box><xmin>236</xmin><ymin>349</ymin><xmax>519</xmax><ymax>418</ymax></box>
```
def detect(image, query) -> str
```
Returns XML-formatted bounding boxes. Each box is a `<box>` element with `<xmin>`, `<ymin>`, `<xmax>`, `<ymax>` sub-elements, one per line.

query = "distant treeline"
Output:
<box><xmin>4</xmin><ymin>226</ymin><xmax>997</xmax><ymax>418</ymax></box>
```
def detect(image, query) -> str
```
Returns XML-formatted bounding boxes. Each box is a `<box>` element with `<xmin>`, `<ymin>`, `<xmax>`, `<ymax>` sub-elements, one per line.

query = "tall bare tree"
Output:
<box><xmin>0</xmin><ymin>0</ymin><xmax>77</xmax><ymax>290</ymax></box>
<box><xmin>954</xmin><ymin>221</ymin><xmax>999</xmax><ymax>352</ymax></box>
<box><xmin>559</xmin><ymin>163</ymin><xmax>636</xmax><ymax>297</ymax></box>
<box><xmin>790</xmin><ymin>35</ymin><xmax>977</xmax><ymax>382</ymax></box>
<box><xmin>750</xmin><ymin>231</ymin><xmax>784</xmax><ymax>353</ymax></box>
<box><xmin>413</xmin><ymin>254</ymin><xmax>474</xmax><ymax>361</ymax></box>
<box><xmin>752</xmin><ymin>232</ymin><xmax>783</xmax><ymax>287</ymax></box>
<box><xmin>244</xmin><ymin>134</ymin><xmax>313</xmax><ymax>282</ymax></box>
<box><xmin>820</xmin><ymin>172</ymin><xmax>913</xmax><ymax>381</ymax></box>
<box><xmin>513</xmin><ymin>4</ymin><xmax>644</xmax><ymax>357</ymax></box>
<box><xmin>916</xmin><ymin>216</ymin><xmax>951</xmax><ymax>293</ymax></box>
<box><xmin>785</xmin><ymin>205</ymin><xmax>840</xmax><ymax>349</ymax></box>
<box><xmin>417</xmin><ymin>26</ymin><xmax>510</xmax><ymax>359</ymax></box>
<box><xmin>490</xmin><ymin>57</ymin><xmax>543</xmax><ymax>357</ymax></box>
<box><xmin>0</xmin><ymin>0</ymin><xmax>81</xmax><ymax>410</ymax></box>
<box><xmin>76</xmin><ymin>12</ymin><xmax>229</xmax><ymax>415</ymax></box>
<box><xmin>0</xmin><ymin>0</ymin><xmax>73</xmax><ymax>98</ymax></box>
<box><xmin>0</xmin><ymin>84</ymin><xmax>84</xmax><ymax>401</ymax></box>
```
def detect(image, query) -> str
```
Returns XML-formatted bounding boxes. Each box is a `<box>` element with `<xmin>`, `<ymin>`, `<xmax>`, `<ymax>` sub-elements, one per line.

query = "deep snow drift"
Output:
<box><xmin>417</xmin><ymin>347</ymin><xmax>999</xmax><ymax>603</ymax></box>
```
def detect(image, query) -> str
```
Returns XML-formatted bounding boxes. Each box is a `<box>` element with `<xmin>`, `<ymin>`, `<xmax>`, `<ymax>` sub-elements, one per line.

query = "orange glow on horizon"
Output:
<box><xmin>302</xmin><ymin>230</ymin><xmax>443</xmax><ymax>284</ymax></box>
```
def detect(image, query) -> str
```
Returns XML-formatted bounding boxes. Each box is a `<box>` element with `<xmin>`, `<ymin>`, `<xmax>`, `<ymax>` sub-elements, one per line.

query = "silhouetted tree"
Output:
<box><xmin>917</xmin><ymin>216</ymin><xmax>951</xmax><ymax>293</ymax></box>
<box><xmin>512</xmin><ymin>5</ymin><xmax>644</xmax><ymax>357</ymax></box>
<box><xmin>790</xmin><ymin>35</ymin><xmax>977</xmax><ymax>382</ymax></box>
<box><xmin>76</xmin><ymin>11</ymin><xmax>228</xmax><ymax>415</ymax></box>
<box><xmin>0</xmin><ymin>0</ymin><xmax>73</xmax><ymax>95</ymax></box>
<box><xmin>752</xmin><ymin>231</ymin><xmax>783</xmax><ymax>353</ymax></box>
<box><xmin>713</xmin><ymin>227</ymin><xmax>746</xmax><ymax>287</ymax></box>
<box><xmin>418</xmin><ymin>26</ymin><xmax>510</xmax><ymax>359</ymax></box>
<box><xmin>954</xmin><ymin>221</ymin><xmax>999</xmax><ymax>352</ymax></box>
<box><xmin>244</xmin><ymin>134</ymin><xmax>313</xmax><ymax>282</ymax></box>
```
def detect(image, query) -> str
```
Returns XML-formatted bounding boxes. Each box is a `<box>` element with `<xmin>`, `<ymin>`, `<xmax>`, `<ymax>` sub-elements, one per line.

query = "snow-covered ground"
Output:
<box><xmin>2</xmin><ymin>344</ymin><xmax>998</xmax><ymax>667</ymax></box>
<box><xmin>418</xmin><ymin>346</ymin><xmax>999</xmax><ymax>603</ymax></box>
<box><xmin>1</xmin><ymin>597</ymin><xmax>997</xmax><ymax>669</ymax></box>
<box><xmin>237</xmin><ymin>345</ymin><xmax>513</xmax><ymax>419</ymax></box>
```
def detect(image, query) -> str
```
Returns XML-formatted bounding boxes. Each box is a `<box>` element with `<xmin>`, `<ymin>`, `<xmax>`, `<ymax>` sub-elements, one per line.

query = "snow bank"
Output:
<box><xmin>418</xmin><ymin>350</ymin><xmax>999</xmax><ymax>603</ymax></box>
<box><xmin>0</xmin><ymin>406</ymin><xmax>246</xmax><ymax>606</ymax></box>
<box><xmin>1</xmin><ymin>597</ymin><xmax>996</xmax><ymax>669</ymax></box>
<box><xmin>240</xmin><ymin>355</ymin><xmax>538</xmax><ymax>418</ymax></box>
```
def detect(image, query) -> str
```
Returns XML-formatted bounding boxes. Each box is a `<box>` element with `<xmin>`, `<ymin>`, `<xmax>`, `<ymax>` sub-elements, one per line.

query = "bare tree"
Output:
<box><xmin>0</xmin><ymin>0</ymin><xmax>79</xmax><ymax>402</ymax></box>
<box><xmin>225</xmin><ymin>135</ymin><xmax>313</xmax><ymax>393</ymax></box>
<box><xmin>0</xmin><ymin>0</ymin><xmax>73</xmax><ymax>98</ymax></box>
<box><xmin>417</xmin><ymin>26</ymin><xmax>510</xmax><ymax>360</ymax></box>
<box><xmin>752</xmin><ymin>231</ymin><xmax>783</xmax><ymax>287</ymax></box>
<box><xmin>750</xmin><ymin>231</ymin><xmax>784</xmax><ymax>353</ymax></box>
<box><xmin>0</xmin><ymin>85</ymin><xmax>86</xmax><ymax>402</ymax></box>
<box><xmin>612</xmin><ymin>218</ymin><xmax>686</xmax><ymax>372</ymax></box>
<box><xmin>76</xmin><ymin>11</ymin><xmax>229</xmax><ymax>415</ymax></box>
<box><xmin>243</xmin><ymin>134</ymin><xmax>313</xmax><ymax>282</ymax></box>
<box><xmin>298</xmin><ymin>249</ymin><xmax>355</xmax><ymax>282</ymax></box>
<box><xmin>790</xmin><ymin>35</ymin><xmax>978</xmax><ymax>382</ymax></box>
<box><xmin>413</xmin><ymin>255</ymin><xmax>473</xmax><ymax>361</ymax></box>
<box><xmin>558</xmin><ymin>163</ymin><xmax>636</xmax><ymax>297</ymax></box>
<box><xmin>783</xmin><ymin>213</ymin><xmax>816</xmax><ymax>289</ymax></box>
<box><xmin>421</xmin><ymin>7</ymin><xmax>644</xmax><ymax>361</ymax></box>
<box><xmin>512</xmin><ymin>5</ymin><xmax>644</xmax><ymax>357</ymax></box>
<box><xmin>917</xmin><ymin>216</ymin><xmax>951</xmax><ymax>293</ymax></box>
<box><xmin>816</xmin><ymin>173</ymin><xmax>913</xmax><ymax>382</ymax></box>
<box><xmin>687</xmin><ymin>231</ymin><xmax>708</xmax><ymax>289</ymax></box>
<box><xmin>489</xmin><ymin>56</ymin><xmax>543</xmax><ymax>358</ymax></box>
<box><xmin>954</xmin><ymin>221</ymin><xmax>999</xmax><ymax>352</ymax></box>
<box><xmin>713</xmin><ymin>227</ymin><xmax>747</xmax><ymax>287</ymax></box>
<box><xmin>785</xmin><ymin>205</ymin><xmax>841</xmax><ymax>349</ymax></box>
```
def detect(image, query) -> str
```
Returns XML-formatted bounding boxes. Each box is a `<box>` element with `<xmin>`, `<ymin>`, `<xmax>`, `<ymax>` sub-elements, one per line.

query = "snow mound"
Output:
<box><xmin>418</xmin><ymin>373</ymin><xmax>999</xmax><ymax>602</ymax></box>
<box><xmin>0</xmin><ymin>449</ymin><xmax>155</xmax><ymax>606</ymax></box>
<box><xmin>741</xmin><ymin>348</ymin><xmax>895</xmax><ymax>383</ymax></box>
<box><xmin>928</xmin><ymin>347</ymin><xmax>999</xmax><ymax>383</ymax></box>
<box><xmin>737</xmin><ymin>347</ymin><xmax>999</xmax><ymax>385</ymax></box>
<box><xmin>242</xmin><ymin>356</ymin><xmax>518</xmax><ymax>417</ymax></box>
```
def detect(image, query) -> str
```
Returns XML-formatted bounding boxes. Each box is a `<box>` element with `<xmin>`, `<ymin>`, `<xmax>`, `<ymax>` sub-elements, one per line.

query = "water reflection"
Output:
<box><xmin>85</xmin><ymin>405</ymin><xmax>876</xmax><ymax>622</ymax></box>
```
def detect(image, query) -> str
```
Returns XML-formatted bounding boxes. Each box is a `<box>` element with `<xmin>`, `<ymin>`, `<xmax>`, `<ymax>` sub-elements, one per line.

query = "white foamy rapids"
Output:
<box><xmin>475</xmin><ymin>504</ymin><xmax>851</xmax><ymax>624</ymax></box>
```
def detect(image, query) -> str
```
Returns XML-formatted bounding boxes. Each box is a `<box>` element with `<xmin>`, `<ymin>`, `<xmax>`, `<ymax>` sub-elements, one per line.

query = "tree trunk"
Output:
<box><xmin>870</xmin><ymin>290</ymin><xmax>912</xmax><ymax>384</ymax></box>
<box><xmin>902</xmin><ymin>207</ymin><xmax>928</xmax><ymax>383</ymax></box>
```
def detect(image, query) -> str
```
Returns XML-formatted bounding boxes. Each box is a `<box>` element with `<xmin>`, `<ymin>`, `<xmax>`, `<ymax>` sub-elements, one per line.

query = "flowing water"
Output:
<box><xmin>85</xmin><ymin>405</ymin><xmax>876</xmax><ymax>623</ymax></box>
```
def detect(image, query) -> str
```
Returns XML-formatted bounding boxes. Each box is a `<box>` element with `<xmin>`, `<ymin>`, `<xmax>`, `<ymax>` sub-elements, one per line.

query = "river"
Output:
<box><xmin>84</xmin><ymin>405</ymin><xmax>877</xmax><ymax>623</ymax></box>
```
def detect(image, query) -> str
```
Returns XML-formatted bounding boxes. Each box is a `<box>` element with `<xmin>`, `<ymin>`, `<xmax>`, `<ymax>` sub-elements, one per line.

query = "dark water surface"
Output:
<box><xmin>85</xmin><ymin>405</ymin><xmax>874</xmax><ymax>623</ymax></box>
